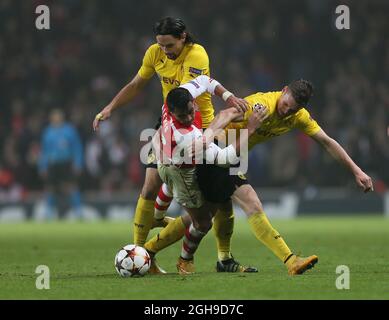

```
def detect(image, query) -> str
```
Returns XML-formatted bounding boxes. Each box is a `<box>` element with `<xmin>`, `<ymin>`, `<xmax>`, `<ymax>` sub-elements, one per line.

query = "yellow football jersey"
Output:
<box><xmin>227</xmin><ymin>91</ymin><xmax>321</xmax><ymax>150</ymax></box>
<box><xmin>138</xmin><ymin>43</ymin><xmax>214</xmax><ymax>127</ymax></box>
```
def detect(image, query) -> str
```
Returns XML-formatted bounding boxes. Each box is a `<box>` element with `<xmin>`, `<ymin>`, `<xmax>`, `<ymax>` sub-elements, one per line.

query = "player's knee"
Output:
<box><xmin>181</xmin><ymin>213</ymin><xmax>192</xmax><ymax>227</ymax></box>
<box><xmin>140</xmin><ymin>186</ymin><xmax>158</xmax><ymax>200</ymax></box>
<box><xmin>140</xmin><ymin>179</ymin><xmax>161</xmax><ymax>200</ymax></box>
<box><xmin>141</xmin><ymin>169</ymin><xmax>162</xmax><ymax>200</ymax></box>
<box><xmin>244</xmin><ymin>198</ymin><xmax>263</xmax><ymax>216</ymax></box>
<box><xmin>253</xmin><ymin>199</ymin><xmax>263</xmax><ymax>212</ymax></box>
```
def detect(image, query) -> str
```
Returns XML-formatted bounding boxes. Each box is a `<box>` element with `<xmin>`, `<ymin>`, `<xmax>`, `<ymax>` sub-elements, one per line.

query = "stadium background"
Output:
<box><xmin>0</xmin><ymin>0</ymin><xmax>388</xmax><ymax>218</ymax></box>
<box><xmin>1</xmin><ymin>0</ymin><xmax>389</xmax><ymax>301</ymax></box>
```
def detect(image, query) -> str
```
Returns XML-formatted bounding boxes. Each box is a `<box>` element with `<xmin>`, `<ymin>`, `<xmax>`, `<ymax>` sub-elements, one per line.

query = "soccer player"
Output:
<box><xmin>39</xmin><ymin>109</ymin><xmax>84</xmax><ymax>220</ymax></box>
<box><xmin>93</xmin><ymin>17</ymin><xmax>251</xmax><ymax>273</ymax></box>
<box><xmin>153</xmin><ymin>75</ymin><xmax>266</xmax><ymax>274</ymax></box>
<box><xmin>145</xmin><ymin>79</ymin><xmax>373</xmax><ymax>275</ymax></box>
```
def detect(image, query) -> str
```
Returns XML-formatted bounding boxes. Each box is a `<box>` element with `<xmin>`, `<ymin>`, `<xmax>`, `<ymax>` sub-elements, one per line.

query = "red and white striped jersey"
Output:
<box><xmin>156</xmin><ymin>75</ymin><xmax>240</xmax><ymax>167</ymax></box>
<box><xmin>160</xmin><ymin>103</ymin><xmax>203</xmax><ymax>166</ymax></box>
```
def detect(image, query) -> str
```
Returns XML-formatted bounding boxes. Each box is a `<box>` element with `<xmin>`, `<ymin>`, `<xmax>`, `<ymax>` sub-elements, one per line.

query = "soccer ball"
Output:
<box><xmin>114</xmin><ymin>244</ymin><xmax>151</xmax><ymax>277</ymax></box>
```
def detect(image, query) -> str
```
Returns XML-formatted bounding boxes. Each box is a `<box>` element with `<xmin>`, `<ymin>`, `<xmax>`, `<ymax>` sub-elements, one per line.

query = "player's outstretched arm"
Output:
<box><xmin>311</xmin><ymin>129</ymin><xmax>374</xmax><ymax>193</ymax></box>
<box><xmin>203</xmin><ymin>106</ymin><xmax>269</xmax><ymax>165</ymax></box>
<box><xmin>181</xmin><ymin>75</ymin><xmax>248</xmax><ymax>113</ymax></box>
<box><xmin>214</xmin><ymin>85</ymin><xmax>249</xmax><ymax>113</ymax></box>
<box><xmin>187</xmin><ymin>107</ymin><xmax>242</xmax><ymax>161</ymax></box>
<box><xmin>200</xmin><ymin>107</ymin><xmax>243</xmax><ymax>148</ymax></box>
<box><xmin>93</xmin><ymin>74</ymin><xmax>148</xmax><ymax>131</ymax></box>
<box><xmin>233</xmin><ymin>105</ymin><xmax>269</xmax><ymax>155</ymax></box>
<box><xmin>181</xmin><ymin>75</ymin><xmax>247</xmax><ymax>144</ymax></box>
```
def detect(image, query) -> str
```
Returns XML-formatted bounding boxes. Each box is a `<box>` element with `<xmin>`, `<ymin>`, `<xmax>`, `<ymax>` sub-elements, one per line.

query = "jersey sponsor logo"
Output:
<box><xmin>189</xmin><ymin>80</ymin><xmax>200</xmax><ymax>88</ymax></box>
<box><xmin>162</xmin><ymin>76</ymin><xmax>180</xmax><ymax>86</ymax></box>
<box><xmin>254</xmin><ymin>128</ymin><xmax>280</xmax><ymax>138</ymax></box>
<box><xmin>189</xmin><ymin>67</ymin><xmax>203</xmax><ymax>75</ymax></box>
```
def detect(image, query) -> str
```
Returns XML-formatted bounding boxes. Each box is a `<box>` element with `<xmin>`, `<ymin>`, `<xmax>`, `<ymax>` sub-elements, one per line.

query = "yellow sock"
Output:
<box><xmin>144</xmin><ymin>216</ymin><xmax>186</xmax><ymax>254</ymax></box>
<box><xmin>213</xmin><ymin>209</ymin><xmax>234</xmax><ymax>261</ymax></box>
<box><xmin>133</xmin><ymin>195</ymin><xmax>155</xmax><ymax>246</ymax></box>
<box><xmin>248</xmin><ymin>211</ymin><xmax>293</xmax><ymax>263</ymax></box>
<box><xmin>284</xmin><ymin>254</ymin><xmax>297</xmax><ymax>269</ymax></box>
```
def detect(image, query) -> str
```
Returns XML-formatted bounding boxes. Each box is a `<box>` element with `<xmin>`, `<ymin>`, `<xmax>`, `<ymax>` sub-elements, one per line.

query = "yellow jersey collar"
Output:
<box><xmin>173</xmin><ymin>44</ymin><xmax>192</xmax><ymax>65</ymax></box>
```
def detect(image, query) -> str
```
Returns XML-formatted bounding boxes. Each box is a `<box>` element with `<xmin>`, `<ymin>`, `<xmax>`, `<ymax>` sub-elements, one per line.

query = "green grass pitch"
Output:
<box><xmin>0</xmin><ymin>216</ymin><xmax>388</xmax><ymax>300</ymax></box>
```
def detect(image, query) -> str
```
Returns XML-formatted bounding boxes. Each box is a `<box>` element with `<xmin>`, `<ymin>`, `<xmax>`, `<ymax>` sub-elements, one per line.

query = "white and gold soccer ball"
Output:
<box><xmin>114</xmin><ymin>244</ymin><xmax>151</xmax><ymax>277</ymax></box>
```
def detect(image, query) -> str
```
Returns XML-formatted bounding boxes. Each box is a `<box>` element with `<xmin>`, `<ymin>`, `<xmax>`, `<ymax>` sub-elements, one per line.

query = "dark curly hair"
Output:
<box><xmin>166</xmin><ymin>87</ymin><xmax>193</xmax><ymax>113</ymax></box>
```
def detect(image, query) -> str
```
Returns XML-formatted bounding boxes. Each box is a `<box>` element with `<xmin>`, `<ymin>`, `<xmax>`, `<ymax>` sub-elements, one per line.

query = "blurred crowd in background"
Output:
<box><xmin>1</xmin><ymin>0</ymin><xmax>388</xmax><ymax>201</ymax></box>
